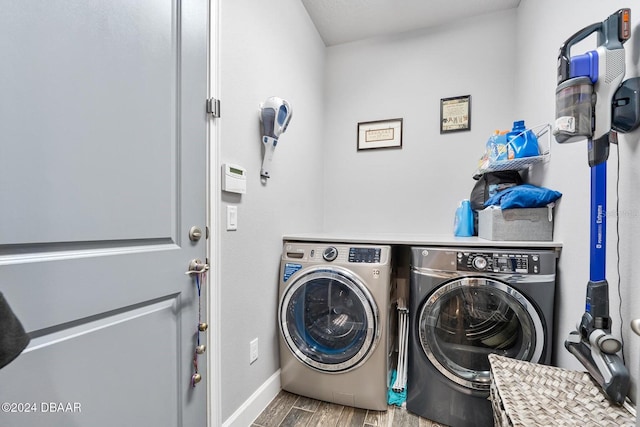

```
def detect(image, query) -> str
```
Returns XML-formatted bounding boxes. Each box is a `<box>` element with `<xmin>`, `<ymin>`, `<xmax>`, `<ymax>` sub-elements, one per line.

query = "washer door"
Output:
<box><xmin>418</xmin><ymin>277</ymin><xmax>544</xmax><ymax>391</ymax></box>
<box><xmin>279</xmin><ymin>266</ymin><xmax>379</xmax><ymax>373</ymax></box>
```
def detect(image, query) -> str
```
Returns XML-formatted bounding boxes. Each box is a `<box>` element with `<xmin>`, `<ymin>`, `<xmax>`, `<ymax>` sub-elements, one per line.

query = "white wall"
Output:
<box><xmin>218</xmin><ymin>0</ymin><xmax>325</xmax><ymax>420</ymax></box>
<box><xmin>515</xmin><ymin>0</ymin><xmax>640</xmax><ymax>399</ymax></box>
<box><xmin>323</xmin><ymin>10</ymin><xmax>518</xmax><ymax>234</ymax></box>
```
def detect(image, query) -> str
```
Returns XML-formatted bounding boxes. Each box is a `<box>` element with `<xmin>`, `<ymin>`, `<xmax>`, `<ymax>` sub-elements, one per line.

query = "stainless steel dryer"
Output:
<box><xmin>278</xmin><ymin>242</ymin><xmax>393</xmax><ymax>411</ymax></box>
<box><xmin>406</xmin><ymin>246</ymin><xmax>557</xmax><ymax>427</ymax></box>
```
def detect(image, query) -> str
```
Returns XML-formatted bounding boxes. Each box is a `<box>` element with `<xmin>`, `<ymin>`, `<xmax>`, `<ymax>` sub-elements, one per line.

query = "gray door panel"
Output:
<box><xmin>0</xmin><ymin>298</ymin><xmax>180</xmax><ymax>427</ymax></box>
<box><xmin>0</xmin><ymin>0</ymin><xmax>208</xmax><ymax>425</ymax></box>
<box><xmin>1</xmin><ymin>0</ymin><xmax>175</xmax><ymax>245</ymax></box>
<box><xmin>1</xmin><ymin>246</ymin><xmax>189</xmax><ymax>332</ymax></box>
<box><xmin>0</xmin><ymin>0</ymin><xmax>178</xmax><ymax>244</ymax></box>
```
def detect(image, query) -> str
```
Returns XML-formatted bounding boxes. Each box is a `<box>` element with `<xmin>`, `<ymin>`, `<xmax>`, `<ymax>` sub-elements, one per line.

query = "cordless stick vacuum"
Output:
<box><xmin>554</xmin><ymin>9</ymin><xmax>632</xmax><ymax>405</ymax></box>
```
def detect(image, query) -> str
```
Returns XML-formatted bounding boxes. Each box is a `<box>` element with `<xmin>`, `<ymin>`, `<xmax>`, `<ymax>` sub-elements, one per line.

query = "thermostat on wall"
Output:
<box><xmin>222</xmin><ymin>163</ymin><xmax>247</xmax><ymax>194</ymax></box>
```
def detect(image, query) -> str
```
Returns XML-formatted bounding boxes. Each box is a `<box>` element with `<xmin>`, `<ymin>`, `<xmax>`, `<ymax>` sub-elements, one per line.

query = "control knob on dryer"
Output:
<box><xmin>473</xmin><ymin>256</ymin><xmax>488</xmax><ymax>271</ymax></box>
<box><xmin>323</xmin><ymin>246</ymin><xmax>338</xmax><ymax>262</ymax></box>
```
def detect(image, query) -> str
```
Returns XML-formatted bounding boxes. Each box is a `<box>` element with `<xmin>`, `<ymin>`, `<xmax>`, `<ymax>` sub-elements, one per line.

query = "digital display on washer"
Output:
<box><xmin>349</xmin><ymin>247</ymin><xmax>381</xmax><ymax>263</ymax></box>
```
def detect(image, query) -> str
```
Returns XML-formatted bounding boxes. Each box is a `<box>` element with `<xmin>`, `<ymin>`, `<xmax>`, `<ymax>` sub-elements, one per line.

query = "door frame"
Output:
<box><xmin>208</xmin><ymin>0</ymin><xmax>222</xmax><ymax>425</ymax></box>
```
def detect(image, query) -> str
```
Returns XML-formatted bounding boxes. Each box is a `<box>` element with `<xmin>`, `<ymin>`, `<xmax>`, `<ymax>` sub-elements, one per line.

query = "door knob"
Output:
<box><xmin>186</xmin><ymin>259</ymin><xmax>209</xmax><ymax>275</ymax></box>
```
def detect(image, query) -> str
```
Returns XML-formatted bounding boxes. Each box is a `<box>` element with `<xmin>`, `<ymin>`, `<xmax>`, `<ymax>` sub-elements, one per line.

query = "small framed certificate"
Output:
<box><xmin>357</xmin><ymin>118</ymin><xmax>403</xmax><ymax>150</ymax></box>
<box><xmin>440</xmin><ymin>95</ymin><xmax>471</xmax><ymax>133</ymax></box>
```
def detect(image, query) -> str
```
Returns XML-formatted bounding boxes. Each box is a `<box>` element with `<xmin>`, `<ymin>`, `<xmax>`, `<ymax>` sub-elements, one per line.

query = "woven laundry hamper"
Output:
<box><xmin>488</xmin><ymin>354</ymin><xmax>635</xmax><ymax>427</ymax></box>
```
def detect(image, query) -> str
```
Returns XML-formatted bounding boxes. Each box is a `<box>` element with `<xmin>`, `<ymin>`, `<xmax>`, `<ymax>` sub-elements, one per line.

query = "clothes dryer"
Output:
<box><xmin>278</xmin><ymin>242</ymin><xmax>393</xmax><ymax>410</ymax></box>
<box><xmin>406</xmin><ymin>247</ymin><xmax>557</xmax><ymax>427</ymax></box>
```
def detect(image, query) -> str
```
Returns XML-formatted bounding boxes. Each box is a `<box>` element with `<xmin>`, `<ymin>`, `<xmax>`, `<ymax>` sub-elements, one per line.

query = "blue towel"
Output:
<box><xmin>387</xmin><ymin>370</ymin><xmax>407</xmax><ymax>406</ymax></box>
<box><xmin>484</xmin><ymin>184</ymin><xmax>562</xmax><ymax>209</ymax></box>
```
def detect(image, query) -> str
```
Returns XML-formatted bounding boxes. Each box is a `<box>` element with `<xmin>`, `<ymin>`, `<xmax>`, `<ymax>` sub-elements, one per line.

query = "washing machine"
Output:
<box><xmin>406</xmin><ymin>246</ymin><xmax>557</xmax><ymax>427</ymax></box>
<box><xmin>278</xmin><ymin>242</ymin><xmax>393</xmax><ymax>411</ymax></box>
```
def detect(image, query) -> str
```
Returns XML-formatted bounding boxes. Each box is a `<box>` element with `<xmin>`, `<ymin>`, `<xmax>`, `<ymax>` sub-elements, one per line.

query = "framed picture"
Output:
<box><xmin>440</xmin><ymin>95</ymin><xmax>471</xmax><ymax>133</ymax></box>
<box><xmin>357</xmin><ymin>118</ymin><xmax>403</xmax><ymax>151</ymax></box>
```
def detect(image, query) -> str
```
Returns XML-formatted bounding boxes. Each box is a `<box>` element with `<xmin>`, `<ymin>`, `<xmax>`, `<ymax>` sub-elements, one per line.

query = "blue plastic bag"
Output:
<box><xmin>486</xmin><ymin>133</ymin><xmax>508</xmax><ymax>162</ymax></box>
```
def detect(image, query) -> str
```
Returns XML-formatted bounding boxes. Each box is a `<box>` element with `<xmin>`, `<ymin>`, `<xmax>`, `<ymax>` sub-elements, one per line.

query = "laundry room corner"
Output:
<box><xmin>216</xmin><ymin>1</ymin><xmax>640</xmax><ymax>425</ymax></box>
<box><xmin>513</xmin><ymin>0</ymin><xmax>640</xmax><ymax>403</ymax></box>
<box><xmin>217</xmin><ymin>0</ymin><xmax>326</xmax><ymax>424</ymax></box>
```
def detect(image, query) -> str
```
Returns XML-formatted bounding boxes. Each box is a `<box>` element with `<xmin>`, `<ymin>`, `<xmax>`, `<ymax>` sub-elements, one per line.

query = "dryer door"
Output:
<box><xmin>279</xmin><ymin>266</ymin><xmax>379</xmax><ymax>373</ymax></box>
<box><xmin>418</xmin><ymin>277</ymin><xmax>544</xmax><ymax>391</ymax></box>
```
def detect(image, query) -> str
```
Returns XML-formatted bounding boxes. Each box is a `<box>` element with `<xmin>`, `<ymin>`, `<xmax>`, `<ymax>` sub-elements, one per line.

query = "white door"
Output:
<box><xmin>0</xmin><ymin>1</ymin><xmax>209</xmax><ymax>426</ymax></box>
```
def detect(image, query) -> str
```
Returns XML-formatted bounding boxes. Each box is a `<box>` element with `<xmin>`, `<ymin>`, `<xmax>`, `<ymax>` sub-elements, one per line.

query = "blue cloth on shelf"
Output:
<box><xmin>387</xmin><ymin>370</ymin><xmax>406</xmax><ymax>406</ymax></box>
<box><xmin>484</xmin><ymin>184</ymin><xmax>562</xmax><ymax>209</ymax></box>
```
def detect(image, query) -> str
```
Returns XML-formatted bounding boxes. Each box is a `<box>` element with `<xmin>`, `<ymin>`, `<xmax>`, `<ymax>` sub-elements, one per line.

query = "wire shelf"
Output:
<box><xmin>473</xmin><ymin>123</ymin><xmax>551</xmax><ymax>179</ymax></box>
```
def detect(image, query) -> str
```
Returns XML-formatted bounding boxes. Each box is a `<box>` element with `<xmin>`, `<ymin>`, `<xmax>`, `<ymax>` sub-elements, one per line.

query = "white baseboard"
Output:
<box><xmin>222</xmin><ymin>370</ymin><xmax>281</xmax><ymax>427</ymax></box>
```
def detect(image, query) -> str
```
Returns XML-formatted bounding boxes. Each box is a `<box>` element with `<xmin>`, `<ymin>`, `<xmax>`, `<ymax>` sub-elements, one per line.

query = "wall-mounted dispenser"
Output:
<box><xmin>259</xmin><ymin>96</ymin><xmax>292</xmax><ymax>180</ymax></box>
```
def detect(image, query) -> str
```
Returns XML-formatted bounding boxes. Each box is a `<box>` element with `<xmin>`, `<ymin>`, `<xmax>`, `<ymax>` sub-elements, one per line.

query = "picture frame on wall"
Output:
<box><xmin>440</xmin><ymin>95</ymin><xmax>471</xmax><ymax>133</ymax></box>
<box><xmin>357</xmin><ymin>118</ymin><xmax>403</xmax><ymax>150</ymax></box>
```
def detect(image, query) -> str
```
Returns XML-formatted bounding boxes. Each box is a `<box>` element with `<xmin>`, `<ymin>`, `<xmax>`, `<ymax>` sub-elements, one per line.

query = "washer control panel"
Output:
<box><xmin>308</xmin><ymin>245</ymin><xmax>386</xmax><ymax>264</ymax></box>
<box><xmin>348</xmin><ymin>247</ymin><xmax>381</xmax><ymax>263</ymax></box>
<box><xmin>457</xmin><ymin>251</ymin><xmax>540</xmax><ymax>274</ymax></box>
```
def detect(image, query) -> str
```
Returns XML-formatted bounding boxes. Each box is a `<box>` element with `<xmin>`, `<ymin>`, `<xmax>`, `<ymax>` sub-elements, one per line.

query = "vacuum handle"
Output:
<box><xmin>260</xmin><ymin>136</ymin><xmax>278</xmax><ymax>179</ymax></box>
<box><xmin>557</xmin><ymin>22</ymin><xmax>601</xmax><ymax>84</ymax></box>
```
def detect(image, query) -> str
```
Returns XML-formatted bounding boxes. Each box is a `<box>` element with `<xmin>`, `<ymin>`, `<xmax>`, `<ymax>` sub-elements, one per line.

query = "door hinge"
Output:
<box><xmin>207</xmin><ymin>98</ymin><xmax>220</xmax><ymax>118</ymax></box>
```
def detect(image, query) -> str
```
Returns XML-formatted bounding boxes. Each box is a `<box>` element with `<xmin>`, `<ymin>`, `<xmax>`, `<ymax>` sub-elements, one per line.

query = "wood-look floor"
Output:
<box><xmin>251</xmin><ymin>390</ymin><xmax>447</xmax><ymax>427</ymax></box>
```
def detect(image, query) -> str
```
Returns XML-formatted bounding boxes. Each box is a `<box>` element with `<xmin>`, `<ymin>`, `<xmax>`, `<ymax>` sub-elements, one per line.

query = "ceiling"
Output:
<box><xmin>301</xmin><ymin>0</ymin><xmax>521</xmax><ymax>46</ymax></box>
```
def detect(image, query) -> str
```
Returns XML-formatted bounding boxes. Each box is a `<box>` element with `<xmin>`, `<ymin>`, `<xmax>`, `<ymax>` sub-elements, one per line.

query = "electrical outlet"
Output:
<box><xmin>249</xmin><ymin>338</ymin><xmax>258</xmax><ymax>364</ymax></box>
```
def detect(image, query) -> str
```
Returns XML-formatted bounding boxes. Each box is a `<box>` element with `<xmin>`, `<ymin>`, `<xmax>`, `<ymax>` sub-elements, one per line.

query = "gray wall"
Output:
<box><xmin>219</xmin><ymin>0</ymin><xmax>640</xmax><ymax>420</ymax></box>
<box><xmin>514</xmin><ymin>0</ymin><xmax>640</xmax><ymax>399</ymax></box>
<box><xmin>219</xmin><ymin>0</ymin><xmax>325</xmax><ymax>420</ymax></box>
<box><xmin>323</xmin><ymin>0</ymin><xmax>640</xmax><ymax>400</ymax></box>
<box><xmin>323</xmin><ymin>9</ymin><xmax>518</xmax><ymax>233</ymax></box>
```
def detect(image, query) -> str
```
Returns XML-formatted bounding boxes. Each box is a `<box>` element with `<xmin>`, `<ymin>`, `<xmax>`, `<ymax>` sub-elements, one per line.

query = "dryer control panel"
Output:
<box><xmin>457</xmin><ymin>251</ymin><xmax>541</xmax><ymax>274</ymax></box>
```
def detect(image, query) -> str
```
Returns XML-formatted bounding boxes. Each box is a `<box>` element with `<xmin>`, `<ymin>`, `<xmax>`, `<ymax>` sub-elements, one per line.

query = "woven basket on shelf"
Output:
<box><xmin>488</xmin><ymin>354</ymin><xmax>635</xmax><ymax>427</ymax></box>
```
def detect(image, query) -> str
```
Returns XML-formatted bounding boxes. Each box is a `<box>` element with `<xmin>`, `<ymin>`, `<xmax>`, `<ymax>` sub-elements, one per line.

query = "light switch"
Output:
<box><xmin>227</xmin><ymin>206</ymin><xmax>238</xmax><ymax>231</ymax></box>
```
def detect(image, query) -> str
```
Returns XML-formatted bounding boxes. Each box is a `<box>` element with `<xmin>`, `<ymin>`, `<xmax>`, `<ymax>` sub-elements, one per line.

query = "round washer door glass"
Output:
<box><xmin>418</xmin><ymin>277</ymin><xmax>544</xmax><ymax>390</ymax></box>
<box><xmin>280</xmin><ymin>267</ymin><xmax>378</xmax><ymax>372</ymax></box>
